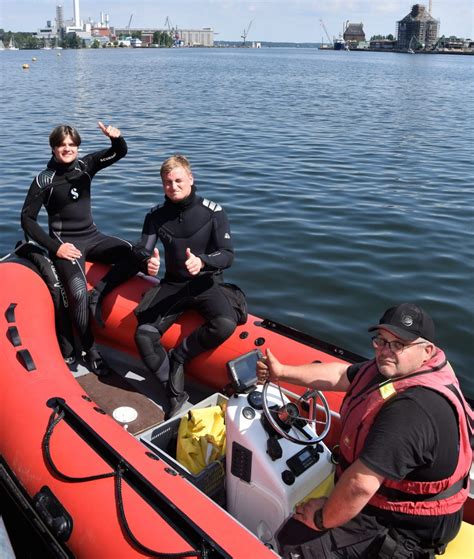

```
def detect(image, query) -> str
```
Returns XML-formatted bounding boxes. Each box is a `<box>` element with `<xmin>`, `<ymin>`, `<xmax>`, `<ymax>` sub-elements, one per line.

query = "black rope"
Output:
<box><xmin>42</xmin><ymin>408</ymin><xmax>204</xmax><ymax>558</ymax></box>
<box><xmin>43</xmin><ymin>408</ymin><xmax>115</xmax><ymax>483</ymax></box>
<box><xmin>115</xmin><ymin>466</ymin><xmax>202</xmax><ymax>559</ymax></box>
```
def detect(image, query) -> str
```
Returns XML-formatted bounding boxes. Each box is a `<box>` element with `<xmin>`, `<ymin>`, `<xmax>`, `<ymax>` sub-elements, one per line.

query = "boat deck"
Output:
<box><xmin>71</xmin><ymin>346</ymin><xmax>217</xmax><ymax>436</ymax></box>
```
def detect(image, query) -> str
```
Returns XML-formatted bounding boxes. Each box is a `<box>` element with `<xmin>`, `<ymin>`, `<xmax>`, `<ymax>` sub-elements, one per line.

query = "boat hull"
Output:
<box><xmin>0</xmin><ymin>262</ymin><xmax>278</xmax><ymax>558</ymax></box>
<box><xmin>1</xmin><ymin>260</ymin><xmax>472</xmax><ymax>558</ymax></box>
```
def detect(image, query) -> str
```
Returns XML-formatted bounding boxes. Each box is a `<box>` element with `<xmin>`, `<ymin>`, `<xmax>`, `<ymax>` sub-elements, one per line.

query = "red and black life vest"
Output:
<box><xmin>337</xmin><ymin>350</ymin><xmax>473</xmax><ymax>515</ymax></box>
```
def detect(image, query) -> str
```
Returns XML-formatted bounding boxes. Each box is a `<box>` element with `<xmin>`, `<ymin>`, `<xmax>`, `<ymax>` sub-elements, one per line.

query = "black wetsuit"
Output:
<box><xmin>21</xmin><ymin>137</ymin><xmax>134</xmax><ymax>353</ymax></box>
<box><xmin>134</xmin><ymin>185</ymin><xmax>239</xmax><ymax>381</ymax></box>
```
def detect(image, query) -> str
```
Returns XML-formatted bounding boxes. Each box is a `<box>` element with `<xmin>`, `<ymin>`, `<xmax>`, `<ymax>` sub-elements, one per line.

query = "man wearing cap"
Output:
<box><xmin>257</xmin><ymin>303</ymin><xmax>472</xmax><ymax>558</ymax></box>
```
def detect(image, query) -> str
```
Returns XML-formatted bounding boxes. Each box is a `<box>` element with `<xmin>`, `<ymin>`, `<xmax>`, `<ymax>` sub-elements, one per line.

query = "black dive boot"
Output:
<box><xmin>165</xmin><ymin>352</ymin><xmax>189</xmax><ymax>420</ymax></box>
<box><xmin>84</xmin><ymin>346</ymin><xmax>111</xmax><ymax>377</ymax></box>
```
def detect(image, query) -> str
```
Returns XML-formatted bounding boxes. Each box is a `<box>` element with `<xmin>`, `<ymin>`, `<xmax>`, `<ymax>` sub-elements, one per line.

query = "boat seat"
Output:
<box><xmin>437</xmin><ymin>522</ymin><xmax>474</xmax><ymax>558</ymax></box>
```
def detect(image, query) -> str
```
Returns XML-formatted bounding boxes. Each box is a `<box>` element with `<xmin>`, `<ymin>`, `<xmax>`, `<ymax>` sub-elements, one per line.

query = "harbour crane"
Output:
<box><xmin>319</xmin><ymin>19</ymin><xmax>332</xmax><ymax>46</ymax></box>
<box><xmin>127</xmin><ymin>13</ymin><xmax>133</xmax><ymax>37</ymax></box>
<box><xmin>241</xmin><ymin>20</ymin><xmax>253</xmax><ymax>46</ymax></box>
<box><xmin>164</xmin><ymin>16</ymin><xmax>173</xmax><ymax>42</ymax></box>
<box><xmin>408</xmin><ymin>34</ymin><xmax>424</xmax><ymax>52</ymax></box>
<box><xmin>432</xmin><ymin>34</ymin><xmax>446</xmax><ymax>51</ymax></box>
<box><xmin>165</xmin><ymin>16</ymin><xmax>180</xmax><ymax>46</ymax></box>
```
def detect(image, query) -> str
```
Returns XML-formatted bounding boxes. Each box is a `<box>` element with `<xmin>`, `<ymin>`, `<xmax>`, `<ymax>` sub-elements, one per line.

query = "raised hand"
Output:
<box><xmin>147</xmin><ymin>248</ymin><xmax>160</xmax><ymax>276</ymax></box>
<box><xmin>98</xmin><ymin>121</ymin><xmax>121</xmax><ymax>139</ymax></box>
<box><xmin>184</xmin><ymin>248</ymin><xmax>203</xmax><ymax>276</ymax></box>
<box><xmin>256</xmin><ymin>348</ymin><xmax>282</xmax><ymax>383</ymax></box>
<box><xmin>56</xmin><ymin>242</ymin><xmax>82</xmax><ymax>261</ymax></box>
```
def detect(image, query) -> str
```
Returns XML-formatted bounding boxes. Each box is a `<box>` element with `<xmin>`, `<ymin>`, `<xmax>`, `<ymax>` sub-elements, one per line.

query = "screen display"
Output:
<box><xmin>228</xmin><ymin>350</ymin><xmax>262</xmax><ymax>391</ymax></box>
<box><xmin>299</xmin><ymin>449</ymin><xmax>311</xmax><ymax>461</ymax></box>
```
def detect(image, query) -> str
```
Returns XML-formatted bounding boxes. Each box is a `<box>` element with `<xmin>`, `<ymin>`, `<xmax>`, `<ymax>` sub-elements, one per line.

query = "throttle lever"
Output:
<box><xmin>301</xmin><ymin>389</ymin><xmax>317</xmax><ymax>401</ymax></box>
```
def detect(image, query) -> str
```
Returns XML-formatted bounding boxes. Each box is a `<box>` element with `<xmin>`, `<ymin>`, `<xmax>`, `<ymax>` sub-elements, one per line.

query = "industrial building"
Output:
<box><xmin>177</xmin><ymin>28</ymin><xmax>214</xmax><ymax>47</ymax></box>
<box><xmin>343</xmin><ymin>22</ymin><xmax>365</xmax><ymax>47</ymax></box>
<box><xmin>47</xmin><ymin>0</ymin><xmax>213</xmax><ymax>47</ymax></box>
<box><xmin>35</xmin><ymin>1</ymin><xmax>103</xmax><ymax>44</ymax></box>
<box><xmin>113</xmin><ymin>27</ymin><xmax>214</xmax><ymax>47</ymax></box>
<box><xmin>397</xmin><ymin>4</ymin><xmax>439</xmax><ymax>50</ymax></box>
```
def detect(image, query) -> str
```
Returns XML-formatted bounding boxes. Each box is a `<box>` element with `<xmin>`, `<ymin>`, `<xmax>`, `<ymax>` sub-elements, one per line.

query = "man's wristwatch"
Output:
<box><xmin>313</xmin><ymin>507</ymin><xmax>327</xmax><ymax>531</ymax></box>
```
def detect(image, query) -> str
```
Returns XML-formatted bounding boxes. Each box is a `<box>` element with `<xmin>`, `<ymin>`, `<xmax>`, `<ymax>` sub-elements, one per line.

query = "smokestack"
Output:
<box><xmin>429</xmin><ymin>0</ymin><xmax>432</xmax><ymax>14</ymax></box>
<box><xmin>73</xmin><ymin>0</ymin><xmax>80</xmax><ymax>27</ymax></box>
<box><xmin>56</xmin><ymin>5</ymin><xmax>64</xmax><ymax>30</ymax></box>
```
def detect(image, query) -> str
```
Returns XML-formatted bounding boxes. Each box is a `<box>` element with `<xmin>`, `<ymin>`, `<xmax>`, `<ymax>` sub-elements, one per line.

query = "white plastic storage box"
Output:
<box><xmin>140</xmin><ymin>393</ymin><xmax>228</xmax><ymax>506</ymax></box>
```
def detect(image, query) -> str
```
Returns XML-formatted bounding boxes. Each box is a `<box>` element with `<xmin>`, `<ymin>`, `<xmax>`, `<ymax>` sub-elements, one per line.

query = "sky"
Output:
<box><xmin>1</xmin><ymin>1</ymin><xmax>473</xmax><ymax>42</ymax></box>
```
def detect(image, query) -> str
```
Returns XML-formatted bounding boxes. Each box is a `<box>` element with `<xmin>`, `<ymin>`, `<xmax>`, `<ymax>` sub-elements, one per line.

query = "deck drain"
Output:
<box><xmin>112</xmin><ymin>406</ymin><xmax>138</xmax><ymax>423</ymax></box>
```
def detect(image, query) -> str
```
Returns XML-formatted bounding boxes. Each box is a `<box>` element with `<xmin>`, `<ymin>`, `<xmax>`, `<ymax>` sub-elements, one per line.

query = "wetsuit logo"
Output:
<box><xmin>50</xmin><ymin>264</ymin><xmax>69</xmax><ymax>308</ymax></box>
<box><xmin>69</xmin><ymin>187</ymin><xmax>79</xmax><ymax>200</ymax></box>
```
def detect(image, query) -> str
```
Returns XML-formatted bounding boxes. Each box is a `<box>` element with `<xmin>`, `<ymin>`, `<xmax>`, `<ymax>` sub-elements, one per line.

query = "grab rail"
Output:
<box><xmin>260</xmin><ymin>318</ymin><xmax>366</xmax><ymax>364</ymax></box>
<box><xmin>43</xmin><ymin>397</ymin><xmax>232</xmax><ymax>559</ymax></box>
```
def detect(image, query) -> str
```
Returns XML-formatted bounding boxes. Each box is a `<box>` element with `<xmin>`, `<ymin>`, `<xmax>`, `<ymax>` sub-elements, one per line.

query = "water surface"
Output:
<box><xmin>1</xmin><ymin>48</ymin><xmax>472</xmax><ymax>396</ymax></box>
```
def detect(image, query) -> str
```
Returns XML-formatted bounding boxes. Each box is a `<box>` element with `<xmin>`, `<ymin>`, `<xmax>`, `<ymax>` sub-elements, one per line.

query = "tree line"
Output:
<box><xmin>369</xmin><ymin>34</ymin><xmax>395</xmax><ymax>41</ymax></box>
<box><xmin>0</xmin><ymin>29</ymin><xmax>175</xmax><ymax>49</ymax></box>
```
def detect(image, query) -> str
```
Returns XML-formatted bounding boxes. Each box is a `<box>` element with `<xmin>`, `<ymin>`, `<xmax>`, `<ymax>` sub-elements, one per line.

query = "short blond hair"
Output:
<box><xmin>160</xmin><ymin>154</ymin><xmax>192</xmax><ymax>178</ymax></box>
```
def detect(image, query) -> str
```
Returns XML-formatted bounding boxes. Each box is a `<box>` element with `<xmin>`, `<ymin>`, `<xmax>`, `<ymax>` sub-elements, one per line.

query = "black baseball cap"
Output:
<box><xmin>368</xmin><ymin>303</ymin><xmax>435</xmax><ymax>343</ymax></box>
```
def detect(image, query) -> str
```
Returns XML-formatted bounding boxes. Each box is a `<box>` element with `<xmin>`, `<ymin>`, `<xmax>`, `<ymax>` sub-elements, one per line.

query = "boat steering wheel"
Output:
<box><xmin>261</xmin><ymin>382</ymin><xmax>331</xmax><ymax>445</ymax></box>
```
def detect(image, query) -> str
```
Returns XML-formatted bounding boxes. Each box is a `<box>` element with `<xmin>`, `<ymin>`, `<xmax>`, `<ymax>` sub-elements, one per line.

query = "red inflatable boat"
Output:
<box><xmin>1</xmin><ymin>261</ymin><xmax>472</xmax><ymax>558</ymax></box>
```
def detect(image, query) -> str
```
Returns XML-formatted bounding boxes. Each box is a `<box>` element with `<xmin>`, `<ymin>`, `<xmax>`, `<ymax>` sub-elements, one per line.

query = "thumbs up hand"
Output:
<box><xmin>147</xmin><ymin>247</ymin><xmax>160</xmax><ymax>276</ymax></box>
<box><xmin>185</xmin><ymin>247</ymin><xmax>203</xmax><ymax>276</ymax></box>
<box><xmin>98</xmin><ymin>121</ymin><xmax>121</xmax><ymax>138</ymax></box>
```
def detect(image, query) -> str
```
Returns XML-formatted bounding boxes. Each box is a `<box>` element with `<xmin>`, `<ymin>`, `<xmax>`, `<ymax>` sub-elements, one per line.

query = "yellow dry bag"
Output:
<box><xmin>176</xmin><ymin>405</ymin><xmax>226</xmax><ymax>475</ymax></box>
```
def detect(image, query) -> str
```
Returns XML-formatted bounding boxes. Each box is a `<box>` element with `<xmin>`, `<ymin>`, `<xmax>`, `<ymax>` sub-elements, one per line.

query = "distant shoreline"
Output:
<box><xmin>348</xmin><ymin>47</ymin><xmax>473</xmax><ymax>55</ymax></box>
<box><xmin>6</xmin><ymin>45</ymin><xmax>473</xmax><ymax>55</ymax></box>
<box><xmin>3</xmin><ymin>38</ymin><xmax>472</xmax><ymax>55</ymax></box>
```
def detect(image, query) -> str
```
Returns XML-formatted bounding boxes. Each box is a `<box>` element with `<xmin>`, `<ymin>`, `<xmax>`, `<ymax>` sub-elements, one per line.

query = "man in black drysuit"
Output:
<box><xmin>21</xmin><ymin>122</ymin><xmax>136</xmax><ymax>374</ymax></box>
<box><xmin>133</xmin><ymin>154</ymin><xmax>245</xmax><ymax>419</ymax></box>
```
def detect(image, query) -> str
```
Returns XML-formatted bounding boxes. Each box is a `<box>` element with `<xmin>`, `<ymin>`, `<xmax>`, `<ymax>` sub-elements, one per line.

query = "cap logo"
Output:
<box><xmin>401</xmin><ymin>313</ymin><xmax>414</xmax><ymax>327</ymax></box>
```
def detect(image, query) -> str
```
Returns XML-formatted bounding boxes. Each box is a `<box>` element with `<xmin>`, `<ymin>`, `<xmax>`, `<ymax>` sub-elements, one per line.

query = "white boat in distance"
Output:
<box><xmin>6</xmin><ymin>38</ymin><xmax>19</xmax><ymax>50</ymax></box>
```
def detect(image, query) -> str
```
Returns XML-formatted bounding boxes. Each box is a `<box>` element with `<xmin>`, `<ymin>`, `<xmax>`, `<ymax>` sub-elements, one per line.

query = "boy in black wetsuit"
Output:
<box><xmin>133</xmin><ymin>155</ymin><xmax>244</xmax><ymax>418</ymax></box>
<box><xmin>21</xmin><ymin>122</ymin><xmax>135</xmax><ymax>375</ymax></box>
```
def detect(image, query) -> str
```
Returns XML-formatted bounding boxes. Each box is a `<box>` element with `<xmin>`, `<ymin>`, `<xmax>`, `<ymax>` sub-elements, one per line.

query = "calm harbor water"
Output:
<box><xmin>0</xmin><ymin>48</ymin><xmax>473</xmax><ymax>397</ymax></box>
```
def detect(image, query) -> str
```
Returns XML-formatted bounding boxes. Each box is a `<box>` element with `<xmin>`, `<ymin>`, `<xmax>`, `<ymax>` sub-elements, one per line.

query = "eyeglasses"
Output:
<box><xmin>371</xmin><ymin>336</ymin><xmax>427</xmax><ymax>354</ymax></box>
